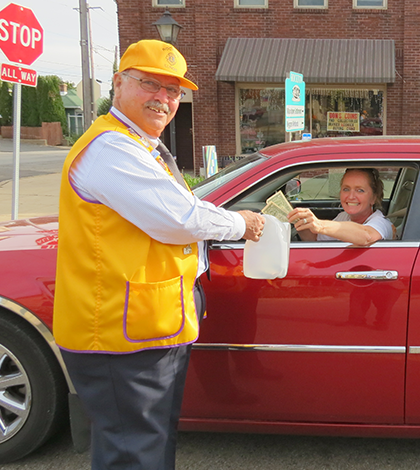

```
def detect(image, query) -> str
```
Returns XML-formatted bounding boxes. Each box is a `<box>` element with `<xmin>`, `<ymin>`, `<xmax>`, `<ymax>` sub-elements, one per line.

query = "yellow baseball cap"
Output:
<box><xmin>118</xmin><ymin>39</ymin><xmax>198</xmax><ymax>90</ymax></box>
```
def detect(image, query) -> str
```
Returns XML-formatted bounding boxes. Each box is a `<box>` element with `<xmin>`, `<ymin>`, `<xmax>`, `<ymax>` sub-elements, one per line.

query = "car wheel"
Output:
<box><xmin>0</xmin><ymin>313</ymin><xmax>68</xmax><ymax>463</ymax></box>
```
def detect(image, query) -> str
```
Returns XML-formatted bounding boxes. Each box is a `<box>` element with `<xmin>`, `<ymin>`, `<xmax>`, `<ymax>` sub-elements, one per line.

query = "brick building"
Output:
<box><xmin>116</xmin><ymin>0</ymin><xmax>420</xmax><ymax>173</ymax></box>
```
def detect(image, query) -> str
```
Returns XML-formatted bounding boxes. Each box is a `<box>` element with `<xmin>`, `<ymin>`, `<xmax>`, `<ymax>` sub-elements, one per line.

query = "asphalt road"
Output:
<box><xmin>2</xmin><ymin>428</ymin><xmax>420</xmax><ymax>469</ymax></box>
<box><xmin>0</xmin><ymin>139</ymin><xmax>69</xmax><ymax>183</ymax></box>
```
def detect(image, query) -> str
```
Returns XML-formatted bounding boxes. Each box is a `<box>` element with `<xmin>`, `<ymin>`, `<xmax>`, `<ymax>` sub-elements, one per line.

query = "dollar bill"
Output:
<box><xmin>262</xmin><ymin>201</ymin><xmax>289</xmax><ymax>222</ymax></box>
<box><xmin>266</xmin><ymin>191</ymin><xmax>293</xmax><ymax>213</ymax></box>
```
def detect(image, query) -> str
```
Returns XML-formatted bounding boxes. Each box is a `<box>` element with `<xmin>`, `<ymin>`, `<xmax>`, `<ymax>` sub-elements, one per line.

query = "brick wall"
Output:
<box><xmin>116</xmin><ymin>0</ymin><xmax>417</xmax><ymax>169</ymax></box>
<box><xmin>1</xmin><ymin>122</ymin><xmax>63</xmax><ymax>146</ymax></box>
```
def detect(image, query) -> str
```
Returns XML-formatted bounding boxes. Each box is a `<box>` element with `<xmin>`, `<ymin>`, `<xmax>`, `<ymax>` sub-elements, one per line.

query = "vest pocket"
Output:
<box><xmin>123</xmin><ymin>276</ymin><xmax>185</xmax><ymax>342</ymax></box>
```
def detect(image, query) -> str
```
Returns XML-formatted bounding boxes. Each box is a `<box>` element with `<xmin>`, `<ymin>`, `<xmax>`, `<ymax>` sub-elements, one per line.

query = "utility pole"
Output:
<box><xmin>79</xmin><ymin>0</ymin><xmax>93</xmax><ymax>131</ymax></box>
<box><xmin>87</xmin><ymin>5</ymin><xmax>96</xmax><ymax>120</ymax></box>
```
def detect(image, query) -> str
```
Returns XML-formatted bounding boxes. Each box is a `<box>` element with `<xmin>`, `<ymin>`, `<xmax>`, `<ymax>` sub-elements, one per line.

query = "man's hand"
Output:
<box><xmin>238</xmin><ymin>210</ymin><xmax>265</xmax><ymax>242</ymax></box>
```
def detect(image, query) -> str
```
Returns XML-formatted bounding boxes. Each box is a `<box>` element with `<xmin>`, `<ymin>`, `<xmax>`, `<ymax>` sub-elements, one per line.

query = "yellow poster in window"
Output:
<box><xmin>327</xmin><ymin>112</ymin><xmax>360</xmax><ymax>132</ymax></box>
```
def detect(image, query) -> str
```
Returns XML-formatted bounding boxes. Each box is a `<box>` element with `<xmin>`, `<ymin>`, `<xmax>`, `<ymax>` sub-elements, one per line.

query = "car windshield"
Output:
<box><xmin>193</xmin><ymin>153</ymin><xmax>267</xmax><ymax>199</ymax></box>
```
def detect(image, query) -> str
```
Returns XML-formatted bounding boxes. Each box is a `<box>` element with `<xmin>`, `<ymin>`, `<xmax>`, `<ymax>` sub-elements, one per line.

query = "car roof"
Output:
<box><xmin>205</xmin><ymin>136</ymin><xmax>420</xmax><ymax>205</ymax></box>
<box><xmin>260</xmin><ymin>136</ymin><xmax>420</xmax><ymax>161</ymax></box>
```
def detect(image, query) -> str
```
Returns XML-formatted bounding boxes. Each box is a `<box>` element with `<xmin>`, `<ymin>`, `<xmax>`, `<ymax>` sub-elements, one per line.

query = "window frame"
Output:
<box><xmin>234</xmin><ymin>0</ymin><xmax>268</xmax><ymax>9</ymax></box>
<box><xmin>152</xmin><ymin>0</ymin><xmax>185</xmax><ymax>7</ymax></box>
<box><xmin>294</xmin><ymin>0</ymin><xmax>328</xmax><ymax>9</ymax></box>
<box><xmin>353</xmin><ymin>0</ymin><xmax>387</xmax><ymax>9</ymax></box>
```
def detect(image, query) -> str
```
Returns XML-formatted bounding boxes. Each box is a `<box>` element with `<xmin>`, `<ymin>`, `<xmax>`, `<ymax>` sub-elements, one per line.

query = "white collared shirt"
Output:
<box><xmin>69</xmin><ymin>107</ymin><xmax>246</xmax><ymax>276</ymax></box>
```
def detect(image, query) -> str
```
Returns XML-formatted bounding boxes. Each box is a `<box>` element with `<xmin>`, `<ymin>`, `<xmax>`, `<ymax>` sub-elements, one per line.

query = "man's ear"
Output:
<box><xmin>113</xmin><ymin>72</ymin><xmax>123</xmax><ymax>94</ymax></box>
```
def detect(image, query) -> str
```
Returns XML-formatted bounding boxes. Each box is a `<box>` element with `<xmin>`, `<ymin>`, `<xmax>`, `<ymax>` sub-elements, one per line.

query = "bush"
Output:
<box><xmin>97</xmin><ymin>97</ymin><xmax>112</xmax><ymax>116</ymax></box>
<box><xmin>66</xmin><ymin>133</ymin><xmax>83</xmax><ymax>146</ymax></box>
<box><xmin>184</xmin><ymin>174</ymin><xmax>205</xmax><ymax>188</ymax></box>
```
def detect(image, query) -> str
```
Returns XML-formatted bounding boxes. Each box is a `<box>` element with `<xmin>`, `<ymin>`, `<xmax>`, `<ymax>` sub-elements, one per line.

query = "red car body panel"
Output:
<box><xmin>2</xmin><ymin>137</ymin><xmax>420</xmax><ymax>439</ymax></box>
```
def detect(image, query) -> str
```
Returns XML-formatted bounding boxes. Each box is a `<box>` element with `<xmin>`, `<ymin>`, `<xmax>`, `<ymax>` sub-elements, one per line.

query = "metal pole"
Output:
<box><xmin>87</xmin><ymin>4</ymin><xmax>97</xmax><ymax>120</ymax></box>
<box><xmin>11</xmin><ymin>83</ymin><xmax>21</xmax><ymax>220</ymax></box>
<box><xmin>170</xmin><ymin>119</ymin><xmax>177</xmax><ymax>157</ymax></box>
<box><xmin>79</xmin><ymin>0</ymin><xmax>93</xmax><ymax>131</ymax></box>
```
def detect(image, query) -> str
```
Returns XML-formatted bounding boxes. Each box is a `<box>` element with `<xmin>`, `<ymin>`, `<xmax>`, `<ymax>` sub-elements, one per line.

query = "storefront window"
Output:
<box><xmin>306</xmin><ymin>89</ymin><xmax>384</xmax><ymax>138</ymax></box>
<box><xmin>239</xmin><ymin>87</ymin><xmax>384</xmax><ymax>154</ymax></box>
<box><xmin>239</xmin><ymin>88</ymin><xmax>285</xmax><ymax>154</ymax></box>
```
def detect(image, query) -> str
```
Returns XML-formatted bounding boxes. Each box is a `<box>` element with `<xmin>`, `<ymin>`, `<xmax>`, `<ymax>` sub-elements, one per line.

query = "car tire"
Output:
<box><xmin>0</xmin><ymin>312</ymin><xmax>68</xmax><ymax>463</ymax></box>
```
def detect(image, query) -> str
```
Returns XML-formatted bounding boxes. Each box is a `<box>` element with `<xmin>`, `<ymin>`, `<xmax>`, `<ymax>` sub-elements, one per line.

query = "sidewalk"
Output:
<box><xmin>0</xmin><ymin>173</ymin><xmax>61</xmax><ymax>222</ymax></box>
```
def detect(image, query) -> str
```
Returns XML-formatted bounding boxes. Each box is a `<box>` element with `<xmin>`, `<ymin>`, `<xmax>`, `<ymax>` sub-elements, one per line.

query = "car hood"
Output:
<box><xmin>0</xmin><ymin>215</ymin><xmax>59</xmax><ymax>251</ymax></box>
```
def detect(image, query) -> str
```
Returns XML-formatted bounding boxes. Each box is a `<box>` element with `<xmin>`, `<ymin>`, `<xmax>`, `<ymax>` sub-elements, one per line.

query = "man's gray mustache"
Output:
<box><xmin>145</xmin><ymin>100</ymin><xmax>170</xmax><ymax>114</ymax></box>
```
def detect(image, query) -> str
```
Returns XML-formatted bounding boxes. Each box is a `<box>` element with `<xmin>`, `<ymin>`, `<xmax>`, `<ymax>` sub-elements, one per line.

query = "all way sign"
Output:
<box><xmin>1</xmin><ymin>62</ymin><xmax>37</xmax><ymax>87</ymax></box>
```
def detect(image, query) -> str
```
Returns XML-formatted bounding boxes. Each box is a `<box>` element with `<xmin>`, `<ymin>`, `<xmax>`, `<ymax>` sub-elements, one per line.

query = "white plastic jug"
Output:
<box><xmin>243</xmin><ymin>214</ymin><xmax>291</xmax><ymax>279</ymax></box>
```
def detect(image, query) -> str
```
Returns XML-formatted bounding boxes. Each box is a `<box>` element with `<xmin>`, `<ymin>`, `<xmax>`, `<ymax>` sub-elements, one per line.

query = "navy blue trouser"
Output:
<box><xmin>61</xmin><ymin>281</ymin><xmax>205</xmax><ymax>470</ymax></box>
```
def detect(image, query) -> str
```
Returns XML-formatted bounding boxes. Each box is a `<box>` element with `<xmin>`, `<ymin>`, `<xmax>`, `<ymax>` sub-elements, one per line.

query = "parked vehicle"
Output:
<box><xmin>1</xmin><ymin>136</ymin><xmax>420</xmax><ymax>463</ymax></box>
<box><xmin>360</xmin><ymin>118</ymin><xmax>383</xmax><ymax>135</ymax></box>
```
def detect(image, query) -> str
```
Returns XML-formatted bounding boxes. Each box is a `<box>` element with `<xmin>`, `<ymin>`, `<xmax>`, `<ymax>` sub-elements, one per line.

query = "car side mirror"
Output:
<box><xmin>285</xmin><ymin>178</ymin><xmax>301</xmax><ymax>197</ymax></box>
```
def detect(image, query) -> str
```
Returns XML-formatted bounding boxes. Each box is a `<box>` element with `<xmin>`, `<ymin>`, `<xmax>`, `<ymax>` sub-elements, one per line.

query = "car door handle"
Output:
<box><xmin>336</xmin><ymin>270</ymin><xmax>398</xmax><ymax>280</ymax></box>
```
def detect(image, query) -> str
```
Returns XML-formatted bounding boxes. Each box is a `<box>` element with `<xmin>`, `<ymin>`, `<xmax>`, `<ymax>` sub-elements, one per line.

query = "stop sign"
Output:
<box><xmin>0</xmin><ymin>3</ymin><xmax>43</xmax><ymax>66</ymax></box>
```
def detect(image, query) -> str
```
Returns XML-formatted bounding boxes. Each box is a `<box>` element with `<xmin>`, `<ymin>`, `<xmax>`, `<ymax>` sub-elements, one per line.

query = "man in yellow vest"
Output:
<box><xmin>53</xmin><ymin>39</ymin><xmax>264</xmax><ymax>470</ymax></box>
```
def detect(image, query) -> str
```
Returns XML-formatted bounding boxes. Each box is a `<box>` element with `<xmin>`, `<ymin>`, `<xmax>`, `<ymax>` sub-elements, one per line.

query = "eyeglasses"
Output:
<box><xmin>122</xmin><ymin>72</ymin><xmax>186</xmax><ymax>100</ymax></box>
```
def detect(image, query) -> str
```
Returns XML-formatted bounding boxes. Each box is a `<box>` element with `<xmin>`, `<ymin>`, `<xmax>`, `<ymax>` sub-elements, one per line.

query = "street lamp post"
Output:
<box><xmin>153</xmin><ymin>9</ymin><xmax>183</xmax><ymax>157</ymax></box>
<box><xmin>152</xmin><ymin>9</ymin><xmax>182</xmax><ymax>45</ymax></box>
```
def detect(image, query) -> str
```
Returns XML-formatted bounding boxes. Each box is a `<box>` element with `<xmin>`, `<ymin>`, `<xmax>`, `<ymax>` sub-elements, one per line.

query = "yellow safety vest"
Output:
<box><xmin>53</xmin><ymin>113</ymin><xmax>200</xmax><ymax>353</ymax></box>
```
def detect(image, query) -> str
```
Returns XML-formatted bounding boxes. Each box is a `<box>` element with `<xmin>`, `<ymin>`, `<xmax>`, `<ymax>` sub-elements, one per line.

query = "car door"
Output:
<box><xmin>182</xmin><ymin>161</ymin><xmax>418</xmax><ymax>426</ymax></box>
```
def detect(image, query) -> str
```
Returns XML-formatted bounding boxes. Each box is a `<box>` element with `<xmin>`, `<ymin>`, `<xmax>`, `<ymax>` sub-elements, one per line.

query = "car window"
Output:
<box><xmin>225</xmin><ymin>164</ymin><xmax>416</xmax><ymax>242</ymax></box>
<box><xmin>193</xmin><ymin>153</ymin><xmax>267</xmax><ymax>199</ymax></box>
<box><xmin>287</xmin><ymin>167</ymin><xmax>400</xmax><ymax>202</ymax></box>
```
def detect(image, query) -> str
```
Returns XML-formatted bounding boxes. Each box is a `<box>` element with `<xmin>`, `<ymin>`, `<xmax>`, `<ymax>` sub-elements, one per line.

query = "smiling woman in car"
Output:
<box><xmin>287</xmin><ymin>168</ymin><xmax>395</xmax><ymax>246</ymax></box>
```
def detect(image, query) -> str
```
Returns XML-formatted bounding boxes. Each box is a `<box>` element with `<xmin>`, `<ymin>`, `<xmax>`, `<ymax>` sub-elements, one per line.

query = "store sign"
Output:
<box><xmin>1</xmin><ymin>62</ymin><xmax>37</xmax><ymax>86</ymax></box>
<box><xmin>203</xmin><ymin>145</ymin><xmax>218</xmax><ymax>177</ymax></box>
<box><xmin>327</xmin><ymin>112</ymin><xmax>360</xmax><ymax>132</ymax></box>
<box><xmin>285</xmin><ymin>71</ymin><xmax>305</xmax><ymax>133</ymax></box>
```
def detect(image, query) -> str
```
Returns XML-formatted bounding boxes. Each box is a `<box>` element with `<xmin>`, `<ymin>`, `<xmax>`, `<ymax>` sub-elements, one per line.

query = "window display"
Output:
<box><xmin>239</xmin><ymin>87</ymin><xmax>384</xmax><ymax>154</ymax></box>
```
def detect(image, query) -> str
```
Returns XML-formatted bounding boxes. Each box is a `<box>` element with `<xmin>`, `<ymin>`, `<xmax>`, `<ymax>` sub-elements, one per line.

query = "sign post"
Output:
<box><xmin>285</xmin><ymin>71</ymin><xmax>305</xmax><ymax>141</ymax></box>
<box><xmin>0</xmin><ymin>3</ymin><xmax>43</xmax><ymax>220</ymax></box>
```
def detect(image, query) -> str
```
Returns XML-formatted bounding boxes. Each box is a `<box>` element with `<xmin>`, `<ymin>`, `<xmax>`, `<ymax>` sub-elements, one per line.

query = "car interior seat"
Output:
<box><xmin>386</xmin><ymin>168</ymin><xmax>417</xmax><ymax>239</ymax></box>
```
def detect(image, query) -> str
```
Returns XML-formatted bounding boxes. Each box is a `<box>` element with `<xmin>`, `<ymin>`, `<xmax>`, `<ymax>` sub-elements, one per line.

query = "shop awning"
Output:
<box><xmin>215</xmin><ymin>38</ymin><xmax>395</xmax><ymax>84</ymax></box>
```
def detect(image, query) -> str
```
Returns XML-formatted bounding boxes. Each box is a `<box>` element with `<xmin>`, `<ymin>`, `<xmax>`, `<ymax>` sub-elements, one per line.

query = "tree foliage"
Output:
<box><xmin>62</xmin><ymin>80</ymin><xmax>76</xmax><ymax>90</ymax></box>
<box><xmin>21</xmin><ymin>85</ymin><xmax>39</xmax><ymax>127</ymax></box>
<box><xmin>1</xmin><ymin>75</ymin><xmax>68</xmax><ymax>133</ymax></box>
<box><xmin>36</xmin><ymin>76</ymin><xmax>67</xmax><ymax>133</ymax></box>
<box><xmin>0</xmin><ymin>80</ymin><xmax>13</xmax><ymax>126</ymax></box>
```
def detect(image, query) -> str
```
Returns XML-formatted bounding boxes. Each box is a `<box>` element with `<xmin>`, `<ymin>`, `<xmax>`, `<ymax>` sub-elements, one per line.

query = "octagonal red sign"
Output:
<box><xmin>0</xmin><ymin>3</ymin><xmax>43</xmax><ymax>66</ymax></box>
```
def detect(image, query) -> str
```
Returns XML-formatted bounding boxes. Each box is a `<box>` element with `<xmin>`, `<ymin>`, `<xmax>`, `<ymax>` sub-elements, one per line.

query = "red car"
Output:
<box><xmin>360</xmin><ymin>118</ymin><xmax>383</xmax><ymax>136</ymax></box>
<box><xmin>1</xmin><ymin>136</ymin><xmax>420</xmax><ymax>463</ymax></box>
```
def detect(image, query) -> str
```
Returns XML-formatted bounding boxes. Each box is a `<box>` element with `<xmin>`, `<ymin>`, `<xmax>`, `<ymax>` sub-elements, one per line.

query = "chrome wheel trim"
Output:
<box><xmin>0</xmin><ymin>344</ymin><xmax>32</xmax><ymax>444</ymax></box>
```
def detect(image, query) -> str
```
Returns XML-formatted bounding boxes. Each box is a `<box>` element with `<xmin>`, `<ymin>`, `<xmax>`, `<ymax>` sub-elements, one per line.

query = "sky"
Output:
<box><xmin>0</xmin><ymin>0</ymin><xmax>119</xmax><ymax>97</ymax></box>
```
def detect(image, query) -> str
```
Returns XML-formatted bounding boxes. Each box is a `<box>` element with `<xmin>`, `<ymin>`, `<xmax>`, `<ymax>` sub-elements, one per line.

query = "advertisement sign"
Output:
<box><xmin>203</xmin><ymin>145</ymin><xmax>218</xmax><ymax>178</ymax></box>
<box><xmin>285</xmin><ymin>71</ymin><xmax>305</xmax><ymax>133</ymax></box>
<box><xmin>327</xmin><ymin>112</ymin><xmax>360</xmax><ymax>132</ymax></box>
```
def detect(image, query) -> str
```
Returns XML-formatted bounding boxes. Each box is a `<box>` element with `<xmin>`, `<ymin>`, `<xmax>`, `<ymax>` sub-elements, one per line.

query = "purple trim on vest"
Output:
<box><xmin>122</xmin><ymin>276</ymin><xmax>187</xmax><ymax>343</ymax></box>
<box><xmin>68</xmin><ymin>177</ymin><xmax>102</xmax><ymax>204</ymax></box>
<box><xmin>193</xmin><ymin>274</ymin><xmax>201</xmax><ymax>326</ymax></box>
<box><xmin>110</xmin><ymin>109</ymin><xmax>130</xmax><ymax>128</ymax></box>
<box><xmin>58</xmin><ymin>339</ymin><xmax>196</xmax><ymax>355</ymax></box>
